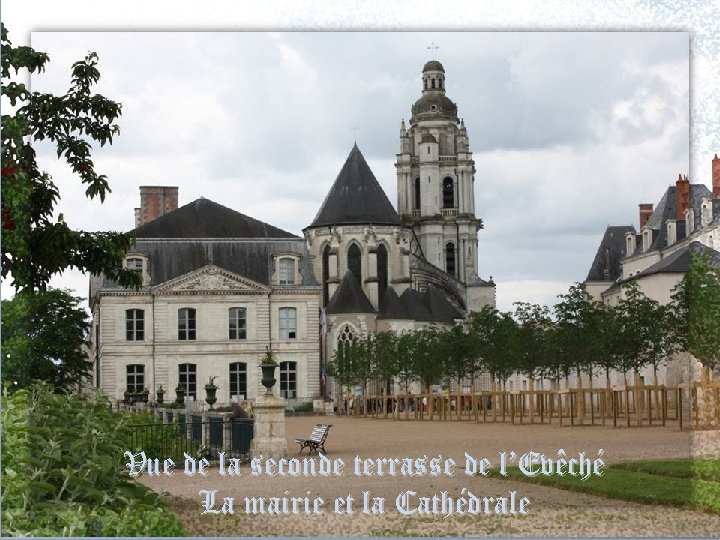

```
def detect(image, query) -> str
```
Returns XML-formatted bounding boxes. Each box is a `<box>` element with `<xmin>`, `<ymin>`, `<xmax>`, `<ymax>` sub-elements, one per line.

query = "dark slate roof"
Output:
<box><xmin>423</xmin><ymin>285</ymin><xmax>464</xmax><ymax>323</ymax></box>
<box><xmin>586</xmin><ymin>225</ymin><xmax>636</xmax><ymax>282</ymax></box>
<box><xmin>377</xmin><ymin>287</ymin><xmax>412</xmax><ymax>320</ymax></box>
<box><xmin>100</xmin><ymin>238</ymin><xmax>318</xmax><ymax>289</ymax></box>
<box><xmin>423</xmin><ymin>60</ymin><xmax>445</xmax><ymax>72</ymax></box>
<box><xmin>635</xmin><ymin>184</ymin><xmax>713</xmax><ymax>255</ymax></box>
<box><xmin>634</xmin><ymin>241</ymin><xmax>720</xmax><ymax>279</ymax></box>
<box><xmin>400</xmin><ymin>288</ymin><xmax>434</xmax><ymax>322</ymax></box>
<box><xmin>325</xmin><ymin>271</ymin><xmax>375</xmax><ymax>315</ymax></box>
<box><xmin>308</xmin><ymin>145</ymin><xmax>401</xmax><ymax>228</ymax></box>
<box><xmin>134</xmin><ymin>198</ymin><xmax>298</xmax><ymax>239</ymax></box>
<box><xmin>411</xmin><ymin>92</ymin><xmax>458</xmax><ymax>124</ymax></box>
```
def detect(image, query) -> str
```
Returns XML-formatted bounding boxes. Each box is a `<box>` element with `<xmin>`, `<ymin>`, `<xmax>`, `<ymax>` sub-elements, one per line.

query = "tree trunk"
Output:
<box><xmin>576</xmin><ymin>366</ymin><xmax>585</xmax><ymax>420</ymax></box>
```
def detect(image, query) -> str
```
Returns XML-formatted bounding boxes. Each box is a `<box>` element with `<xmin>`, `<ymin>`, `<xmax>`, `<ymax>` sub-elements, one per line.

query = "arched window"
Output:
<box><xmin>280</xmin><ymin>361</ymin><xmax>297</xmax><ymax>399</ymax></box>
<box><xmin>322</xmin><ymin>244</ymin><xmax>330</xmax><ymax>306</ymax></box>
<box><xmin>414</xmin><ymin>177</ymin><xmax>421</xmax><ymax>210</ymax></box>
<box><xmin>338</xmin><ymin>325</ymin><xmax>355</xmax><ymax>347</ymax></box>
<box><xmin>446</xmin><ymin>242</ymin><xmax>456</xmax><ymax>277</ymax></box>
<box><xmin>439</xmin><ymin>78</ymin><xmax>443</xmax><ymax>90</ymax></box>
<box><xmin>348</xmin><ymin>244</ymin><xmax>361</xmax><ymax>285</ymax></box>
<box><xmin>431</xmin><ymin>78</ymin><xmax>436</xmax><ymax>89</ymax></box>
<box><xmin>229</xmin><ymin>362</ymin><xmax>247</xmax><ymax>400</ymax></box>
<box><xmin>443</xmin><ymin>177</ymin><xmax>455</xmax><ymax>209</ymax></box>
<box><xmin>376</xmin><ymin>244</ymin><xmax>388</xmax><ymax>303</ymax></box>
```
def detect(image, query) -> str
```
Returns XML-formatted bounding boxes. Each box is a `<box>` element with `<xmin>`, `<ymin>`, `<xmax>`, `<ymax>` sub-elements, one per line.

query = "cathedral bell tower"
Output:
<box><xmin>395</xmin><ymin>60</ymin><xmax>481</xmax><ymax>285</ymax></box>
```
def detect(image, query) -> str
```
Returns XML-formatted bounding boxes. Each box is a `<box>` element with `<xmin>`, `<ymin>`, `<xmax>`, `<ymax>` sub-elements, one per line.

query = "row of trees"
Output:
<box><xmin>329</xmin><ymin>253</ymin><xmax>720</xmax><ymax>396</ymax></box>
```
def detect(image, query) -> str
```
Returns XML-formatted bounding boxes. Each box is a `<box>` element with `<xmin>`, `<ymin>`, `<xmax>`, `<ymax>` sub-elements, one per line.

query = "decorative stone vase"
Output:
<box><xmin>138</xmin><ymin>391</ymin><xmax>149</xmax><ymax>404</ymax></box>
<box><xmin>205</xmin><ymin>385</ymin><xmax>218</xmax><ymax>409</ymax></box>
<box><xmin>156</xmin><ymin>388</ymin><xmax>164</xmax><ymax>404</ymax></box>
<box><xmin>260</xmin><ymin>363</ymin><xmax>277</xmax><ymax>394</ymax></box>
<box><xmin>175</xmin><ymin>386</ymin><xmax>186</xmax><ymax>405</ymax></box>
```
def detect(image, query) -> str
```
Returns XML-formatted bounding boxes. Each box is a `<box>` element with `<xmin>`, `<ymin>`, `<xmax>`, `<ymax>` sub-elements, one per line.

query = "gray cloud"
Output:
<box><xmin>7</xmin><ymin>30</ymin><xmax>689</xmax><ymax>310</ymax></box>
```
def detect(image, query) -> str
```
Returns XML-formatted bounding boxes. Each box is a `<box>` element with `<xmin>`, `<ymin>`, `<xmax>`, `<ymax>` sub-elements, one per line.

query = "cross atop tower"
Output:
<box><xmin>350</xmin><ymin>126</ymin><xmax>360</xmax><ymax>142</ymax></box>
<box><xmin>427</xmin><ymin>41</ymin><xmax>439</xmax><ymax>60</ymax></box>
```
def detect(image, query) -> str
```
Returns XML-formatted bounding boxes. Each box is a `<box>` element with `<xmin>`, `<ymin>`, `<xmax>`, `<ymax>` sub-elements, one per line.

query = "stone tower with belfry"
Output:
<box><xmin>395</xmin><ymin>59</ymin><xmax>493</xmax><ymax>311</ymax></box>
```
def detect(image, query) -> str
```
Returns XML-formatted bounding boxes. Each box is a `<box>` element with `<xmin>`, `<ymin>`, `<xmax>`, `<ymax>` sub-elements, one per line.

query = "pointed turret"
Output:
<box><xmin>309</xmin><ymin>144</ymin><xmax>401</xmax><ymax>228</ymax></box>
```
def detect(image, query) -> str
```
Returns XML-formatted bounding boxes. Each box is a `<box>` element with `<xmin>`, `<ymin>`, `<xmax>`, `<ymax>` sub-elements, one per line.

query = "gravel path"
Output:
<box><xmin>140</xmin><ymin>416</ymin><xmax>720</xmax><ymax>536</ymax></box>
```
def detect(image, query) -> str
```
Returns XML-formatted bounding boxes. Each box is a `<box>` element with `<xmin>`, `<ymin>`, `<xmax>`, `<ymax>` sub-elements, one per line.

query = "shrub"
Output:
<box><xmin>1</xmin><ymin>383</ymin><xmax>186</xmax><ymax>536</ymax></box>
<box><xmin>294</xmin><ymin>401</ymin><xmax>314</xmax><ymax>413</ymax></box>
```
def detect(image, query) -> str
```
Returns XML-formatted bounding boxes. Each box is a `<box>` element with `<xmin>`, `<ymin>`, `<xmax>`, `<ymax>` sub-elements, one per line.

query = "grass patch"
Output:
<box><xmin>493</xmin><ymin>458</ymin><xmax>720</xmax><ymax>514</ymax></box>
<box><xmin>612</xmin><ymin>458</ymin><xmax>720</xmax><ymax>482</ymax></box>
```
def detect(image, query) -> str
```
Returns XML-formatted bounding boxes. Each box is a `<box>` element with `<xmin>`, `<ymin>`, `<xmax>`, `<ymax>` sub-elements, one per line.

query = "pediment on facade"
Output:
<box><xmin>154</xmin><ymin>265</ymin><xmax>269</xmax><ymax>294</ymax></box>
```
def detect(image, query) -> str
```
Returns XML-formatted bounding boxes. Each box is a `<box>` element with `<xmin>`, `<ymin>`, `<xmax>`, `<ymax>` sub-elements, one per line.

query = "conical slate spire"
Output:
<box><xmin>325</xmin><ymin>271</ymin><xmax>375</xmax><ymax>315</ymax></box>
<box><xmin>309</xmin><ymin>144</ymin><xmax>401</xmax><ymax>228</ymax></box>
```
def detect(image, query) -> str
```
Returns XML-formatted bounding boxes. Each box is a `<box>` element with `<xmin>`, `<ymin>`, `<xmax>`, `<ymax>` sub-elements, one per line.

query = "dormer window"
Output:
<box><xmin>701</xmin><ymin>200</ymin><xmax>712</xmax><ymax>227</ymax></box>
<box><xmin>685</xmin><ymin>207</ymin><xmax>695</xmax><ymax>236</ymax></box>
<box><xmin>279</xmin><ymin>258</ymin><xmax>296</xmax><ymax>285</ymax></box>
<box><xmin>124</xmin><ymin>254</ymin><xmax>150</xmax><ymax>286</ymax></box>
<box><xmin>274</xmin><ymin>254</ymin><xmax>301</xmax><ymax>285</ymax></box>
<box><xmin>126</xmin><ymin>257</ymin><xmax>143</xmax><ymax>272</ymax></box>
<box><xmin>642</xmin><ymin>229</ymin><xmax>651</xmax><ymax>252</ymax></box>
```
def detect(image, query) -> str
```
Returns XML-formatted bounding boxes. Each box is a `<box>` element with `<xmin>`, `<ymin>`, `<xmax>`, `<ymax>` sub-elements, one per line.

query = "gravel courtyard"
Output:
<box><xmin>140</xmin><ymin>416</ymin><xmax>720</xmax><ymax>536</ymax></box>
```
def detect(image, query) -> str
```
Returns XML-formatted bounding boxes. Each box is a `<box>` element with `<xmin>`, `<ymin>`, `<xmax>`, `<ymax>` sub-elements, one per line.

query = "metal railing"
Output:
<box><xmin>128</xmin><ymin>417</ymin><xmax>254</xmax><ymax>462</ymax></box>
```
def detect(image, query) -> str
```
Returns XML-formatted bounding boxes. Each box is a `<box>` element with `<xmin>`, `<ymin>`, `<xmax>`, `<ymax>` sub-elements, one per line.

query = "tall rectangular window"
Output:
<box><xmin>279</xmin><ymin>258</ymin><xmax>296</xmax><ymax>284</ymax></box>
<box><xmin>178</xmin><ymin>308</ymin><xmax>196</xmax><ymax>340</ymax></box>
<box><xmin>229</xmin><ymin>362</ymin><xmax>247</xmax><ymax>400</ymax></box>
<box><xmin>126</xmin><ymin>364</ymin><xmax>145</xmax><ymax>393</ymax></box>
<box><xmin>228</xmin><ymin>307</ymin><xmax>247</xmax><ymax>340</ymax></box>
<box><xmin>280</xmin><ymin>361</ymin><xmax>297</xmax><ymax>399</ymax></box>
<box><xmin>126</xmin><ymin>309</ymin><xmax>145</xmax><ymax>341</ymax></box>
<box><xmin>279</xmin><ymin>307</ymin><xmax>297</xmax><ymax>339</ymax></box>
<box><xmin>179</xmin><ymin>363</ymin><xmax>197</xmax><ymax>398</ymax></box>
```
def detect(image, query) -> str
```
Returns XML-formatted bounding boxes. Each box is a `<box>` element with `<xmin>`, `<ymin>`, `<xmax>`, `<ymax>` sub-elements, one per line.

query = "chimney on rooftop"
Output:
<box><xmin>138</xmin><ymin>186</ymin><xmax>179</xmax><ymax>227</ymax></box>
<box><xmin>713</xmin><ymin>154</ymin><xmax>720</xmax><ymax>199</ymax></box>
<box><xmin>675</xmin><ymin>174</ymin><xmax>690</xmax><ymax>221</ymax></box>
<box><xmin>639</xmin><ymin>203</ymin><xmax>653</xmax><ymax>228</ymax></box>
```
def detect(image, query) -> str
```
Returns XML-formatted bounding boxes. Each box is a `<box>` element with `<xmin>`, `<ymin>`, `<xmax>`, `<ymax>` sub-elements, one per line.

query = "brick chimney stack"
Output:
<box><xmin>138</xmin><ymin>186</ymin><xmax>179</xmax><ymax>226</ymax></box>
<box><xmin>713</xmin><ymin>153</ymin><xmax>720</xmax><ymax>199</ymax></box>
<box><xmin>675</xmin><ymin>174</ymin><xmax>690</xmax><ymax>221</ymax></box>
<box><xmin>639</xmin><ymin>203</ymin><xmax>653</xmax><ymax>228</ymax></box>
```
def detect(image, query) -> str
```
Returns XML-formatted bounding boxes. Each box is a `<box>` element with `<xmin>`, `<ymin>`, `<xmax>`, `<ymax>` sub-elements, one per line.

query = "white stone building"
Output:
<box><xmin>90</xmin><ymin>193</ymin><xmax>321</xmax><ymax>406</ymax></box>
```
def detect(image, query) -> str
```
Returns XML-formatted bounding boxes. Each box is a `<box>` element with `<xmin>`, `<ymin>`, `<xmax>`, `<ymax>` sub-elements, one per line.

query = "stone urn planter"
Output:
<box><xmin>175</xmin><ymin>384</ymin><xmax>186</xmax><ymax>405</ymax></box>
<box><xmin>205</xmin><ymin>377</ymin><xmax>218</xmax><ymax>410</ymax></box>
<box><xmin>156</xmin><ymin>385</ymin><xmax>164</xmax><ymax>405</ymax></box>
<box><xmin>260</xmin><ymin>345</ymin><xmax>278</xmax><ymax>395</ymax></box>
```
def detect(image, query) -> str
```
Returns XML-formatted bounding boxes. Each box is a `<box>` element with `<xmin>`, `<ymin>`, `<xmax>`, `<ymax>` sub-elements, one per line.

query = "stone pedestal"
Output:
<box><xmin>250</xmin><ymin>394</ymin><xmax>288</xmax><ymax>459</ymax></box>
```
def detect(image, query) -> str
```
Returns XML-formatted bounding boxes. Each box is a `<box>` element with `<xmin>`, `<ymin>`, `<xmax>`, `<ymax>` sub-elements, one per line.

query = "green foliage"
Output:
<box><xmin>513</xmin><ymin>302</ymin><xmax>552</xmax><ymax>381</ymax></box>
<box><xmin>2</xmin><ymin>288</ymin><xmax>91</xmax><ymax>392</ymax></box>
<box><xmin>1</xmin><ymin>383</ymin><xmax>186</xmax><ymax>536</ymax></box>
<box><xmin>1</xmin><ymin>24</ymin><xmax>140</xmax><ymax>292</ymax></box>
<box><xmin>495</xmin><ymin>459</ymin><xmax>720</xmax><ymax>514</ymax></box>
<box><xmin>672</xmin><ymin>251</ymin><xmax>720</xmax><ymax>369</ymax></box>
<box><xmin>553</xmin><ymin>284</ymin><xmax>604</xmax><ymax>381</ymax></box>
<box><xmin>293</xmin><ymin>401</ymin><xmax>314</xmax><ymax>412</ymax></box>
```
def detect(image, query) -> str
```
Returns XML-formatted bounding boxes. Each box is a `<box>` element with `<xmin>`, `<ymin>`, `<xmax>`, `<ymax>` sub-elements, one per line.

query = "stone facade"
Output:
<box><xmin>90</xmin><ymin>199</ymin><xmax>321</xmax><ymax>407</ymax></box>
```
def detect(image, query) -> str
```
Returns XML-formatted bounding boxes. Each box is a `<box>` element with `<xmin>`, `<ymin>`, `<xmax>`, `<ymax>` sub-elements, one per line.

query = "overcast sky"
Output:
<box><xmin>8</xmin><ymin>31</ymin><xmax>690</xmax><ymax>311</ymax></box>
